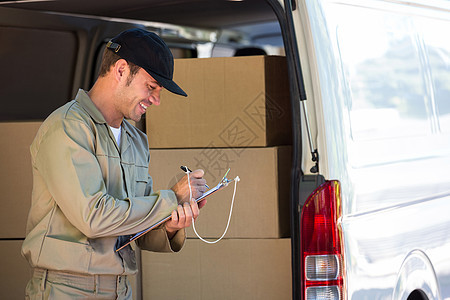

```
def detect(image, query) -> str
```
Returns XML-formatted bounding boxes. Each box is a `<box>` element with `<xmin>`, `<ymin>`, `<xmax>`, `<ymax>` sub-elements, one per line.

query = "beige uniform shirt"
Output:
<box><xmin>22</xmin><ymin>89</ymin><xmax>184</xmax><ymax>275</ymax></box>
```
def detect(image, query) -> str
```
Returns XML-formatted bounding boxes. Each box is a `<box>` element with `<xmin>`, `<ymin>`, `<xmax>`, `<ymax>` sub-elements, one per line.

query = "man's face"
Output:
<box><xmin>116</xmin><ymin>67</ymin><xmax>162</xmax><ymax>123</ymax></box>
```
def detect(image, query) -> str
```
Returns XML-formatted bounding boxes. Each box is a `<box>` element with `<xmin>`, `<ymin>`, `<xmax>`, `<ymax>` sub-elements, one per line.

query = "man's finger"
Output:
<box><xmin>191</xmin><ymin>169</ymin><xmax>205</xmax><ymax>178</ymax></box>
<box><xmin>183</xmin><ymin>202</ymin><xmax>193</xmax><ymax>227</ymax></box>
<box><xmin>190</xmin><ymin>200</ymin><xmax>199</xmax><ymax>220</ymax></box>
<box><xmin>171</xmin><ymin>209</ymin><xmax>178</xmax><ymax>222</ymax></box>
<box><xmin>177</xmin><ymin>204</ymin><xmax>186</xmax><ymax>224</ymax></box>
<box><xmin>198</xmin><ymin>199</ymin><xmax>207</xmax><ymax>209</ymax></box>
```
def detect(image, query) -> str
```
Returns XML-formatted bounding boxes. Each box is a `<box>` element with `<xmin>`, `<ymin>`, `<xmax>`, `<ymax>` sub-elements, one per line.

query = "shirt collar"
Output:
<box><xmin>75</xmin><ymin>89</ymin><xmax>107</xmax><ymax>124</ymax></box>
<box><xmin>75</xmin><ymin>89</ymin><xmax>133</xmax><ymax>137</ymax></box>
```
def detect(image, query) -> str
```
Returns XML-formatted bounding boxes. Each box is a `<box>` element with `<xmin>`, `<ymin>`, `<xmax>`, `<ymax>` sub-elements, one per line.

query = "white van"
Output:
<box><xmin>1</xmin><ymin>0</ymin><xmax>450</xmax><ymax>299</ymax></box>
<box><xmin>293</xmin><ymin>1</ymin><xmax>450</xmax><ymax>299</ymax></box>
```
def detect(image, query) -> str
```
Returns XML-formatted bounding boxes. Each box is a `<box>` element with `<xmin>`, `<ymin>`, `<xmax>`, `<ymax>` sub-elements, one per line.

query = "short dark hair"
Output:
<box><xmin>98</xmin><ymin>48</ymin><xmax>140</xmax><ymax>79</ymax></box>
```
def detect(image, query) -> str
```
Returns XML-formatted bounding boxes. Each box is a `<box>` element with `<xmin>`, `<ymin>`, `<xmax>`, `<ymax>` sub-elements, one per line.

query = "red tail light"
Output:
<box><xmin>301</xmin><ymin>180</ymin><xmax>344</xmax><ymax>300</ymax></box>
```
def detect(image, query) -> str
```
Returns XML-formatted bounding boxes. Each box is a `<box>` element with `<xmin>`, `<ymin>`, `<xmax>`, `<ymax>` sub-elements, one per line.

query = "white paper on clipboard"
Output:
<box><xmin>115</xmin><ymin>179</ymin><xmax>231</xmax><ymax>252</ymax></box>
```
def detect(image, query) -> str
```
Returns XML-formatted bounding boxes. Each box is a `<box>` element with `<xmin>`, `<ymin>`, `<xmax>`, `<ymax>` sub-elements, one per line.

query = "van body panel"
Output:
<box><xmin>393</xmin><ymin>250</ymin><xmax>442</xmax><ymax>300</ymax></box>
<box><xmin>291</xmin><ymin>0</ymin><xmax>450</xmax><ymax>298</ymax></box>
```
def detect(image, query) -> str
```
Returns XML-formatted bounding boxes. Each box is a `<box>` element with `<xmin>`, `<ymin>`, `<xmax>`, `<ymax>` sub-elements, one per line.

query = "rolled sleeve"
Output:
<box><xmin>135</xmin><ymin>225</ymin><xmax>186</xmax><ymax>253</ymax></box>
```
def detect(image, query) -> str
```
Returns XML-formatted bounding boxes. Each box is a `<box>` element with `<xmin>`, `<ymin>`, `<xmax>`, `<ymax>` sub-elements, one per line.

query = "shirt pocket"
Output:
<box><xmin>38</xmin><ymin>236</ymin><xmax>92</xmax><ymax>273</ymax></box>
<box><xmin>134</xmin><ymin>165</ymin><xmax>149</xmax><ymax>197</ymax></box>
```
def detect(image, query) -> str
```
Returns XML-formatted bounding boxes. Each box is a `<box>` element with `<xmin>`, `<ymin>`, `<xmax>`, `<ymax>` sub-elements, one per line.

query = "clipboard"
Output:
<box><xmin>115</xmin><ymin>169</ymin><xmax>233</xmax><ymax>252</ymax></box>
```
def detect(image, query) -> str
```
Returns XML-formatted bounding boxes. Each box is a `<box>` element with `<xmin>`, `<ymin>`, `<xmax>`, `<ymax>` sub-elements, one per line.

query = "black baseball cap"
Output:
<box><xmin>106</xmin><ymin>28</ymin><xmax>187</xmax><ymax>97</ymax></box>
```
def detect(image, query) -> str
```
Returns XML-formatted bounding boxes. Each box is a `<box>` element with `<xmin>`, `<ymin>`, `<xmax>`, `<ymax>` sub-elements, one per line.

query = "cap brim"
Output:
<box><xmin>147</xmin><ymin>70</ymin><xmax>187</xmax><ymax>97</ymax></box>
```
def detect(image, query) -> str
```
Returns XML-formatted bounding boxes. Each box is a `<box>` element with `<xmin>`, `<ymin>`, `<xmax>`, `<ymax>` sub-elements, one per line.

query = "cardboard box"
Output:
<box><xmin>141</xmin><ymin>238</ymin><xmax>292</xmax><ymax>300</ymax></box>
<box><xmin>0</xmin><ymin>122</ymin><xmax>41</xmax><ymax>238</ymax></box>
<box><xmin>146</xmin><ymin>56</ymin><xmax>292</xmax><ymax>148</ymax></box>
<box><xmin>0</xmin><ymin>240</ymin><xmax>32</xmax><ymax>299</ymax></box>
<box><xmin>149</xmin><ymin>146</ymin><xmax>291</xmax><ymax>238</ymax></box>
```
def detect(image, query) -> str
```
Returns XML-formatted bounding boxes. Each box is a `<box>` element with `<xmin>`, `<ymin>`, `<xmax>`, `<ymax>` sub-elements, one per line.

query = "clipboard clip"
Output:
<box><xmin>219</xmin><ymin>168</ymin><xmax>236</xmax><ymax>186</ymax></box>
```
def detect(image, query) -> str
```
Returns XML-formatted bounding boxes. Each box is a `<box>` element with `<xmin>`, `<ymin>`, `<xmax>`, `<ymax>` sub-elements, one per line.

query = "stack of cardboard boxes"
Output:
<box><xmin>143</xmin><ymin>56</ymin><xmax>293</xmax><ymax>299</ymax></box>
<box><xmin>0</xmin><ymin>55</ymin><xmax>293</xmax><ymax>299</ymax></box>
<box><xmin>0</xmin><ymin>122</ymin><xmax>40</xmax><ymax>298</ymax></box>
<box><xmin>0</xmin><ymin>123</ymin><xmax>138</xmax><ymax>298</ymax></box>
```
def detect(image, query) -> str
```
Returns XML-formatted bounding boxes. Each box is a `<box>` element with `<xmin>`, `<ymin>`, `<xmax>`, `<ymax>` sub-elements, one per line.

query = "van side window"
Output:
<box><xmin>335</xmin><ymin>7</ymin><xmax>431</xmax><ymax>142</ymax></box>
<box><xmin>420</xmin><ymin>18</ymin><xmax>450</xmax><ymax>134</ymax></box>
<box><xmin>0</xmin><ymin>27</ymin><xmax>77</xmax><ymax>121</ymax></box>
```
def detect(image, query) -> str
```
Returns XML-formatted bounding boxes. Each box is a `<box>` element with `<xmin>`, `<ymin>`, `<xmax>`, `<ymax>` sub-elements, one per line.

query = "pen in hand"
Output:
<box><xmin>180</xmin><ymin>166</ymin><xmax>210</xmax><ymax>189</ymax></box>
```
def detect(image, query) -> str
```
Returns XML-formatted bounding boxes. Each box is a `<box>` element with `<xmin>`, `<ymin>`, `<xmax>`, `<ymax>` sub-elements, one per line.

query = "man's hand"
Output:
<box><xmin>164</xmin><ymin>200</ymin><xmax>197</xmax><ymax>238</ymax></box>
<box><xmin>171</xmin><ymin>169</ymin><xmax>207</xmax><ymax>204</ymax></box>
<box><xmin>166</xmin><ymin>169</ymin><xmax>208</xmax><ymax>238</ymax></box>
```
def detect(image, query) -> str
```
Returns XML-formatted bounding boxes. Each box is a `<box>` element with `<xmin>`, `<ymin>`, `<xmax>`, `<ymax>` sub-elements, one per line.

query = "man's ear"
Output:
<box><xmin>113</xmin><ymin>59</ymin><xmax>129</xmax><ymax>83</ymax></box>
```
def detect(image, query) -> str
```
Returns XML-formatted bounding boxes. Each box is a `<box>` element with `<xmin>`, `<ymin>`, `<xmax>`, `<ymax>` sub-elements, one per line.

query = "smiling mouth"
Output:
<box><xmin>140</xmin><ymin>102</ymin><xmax>149</xmax><ymax>112</ymax></box>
